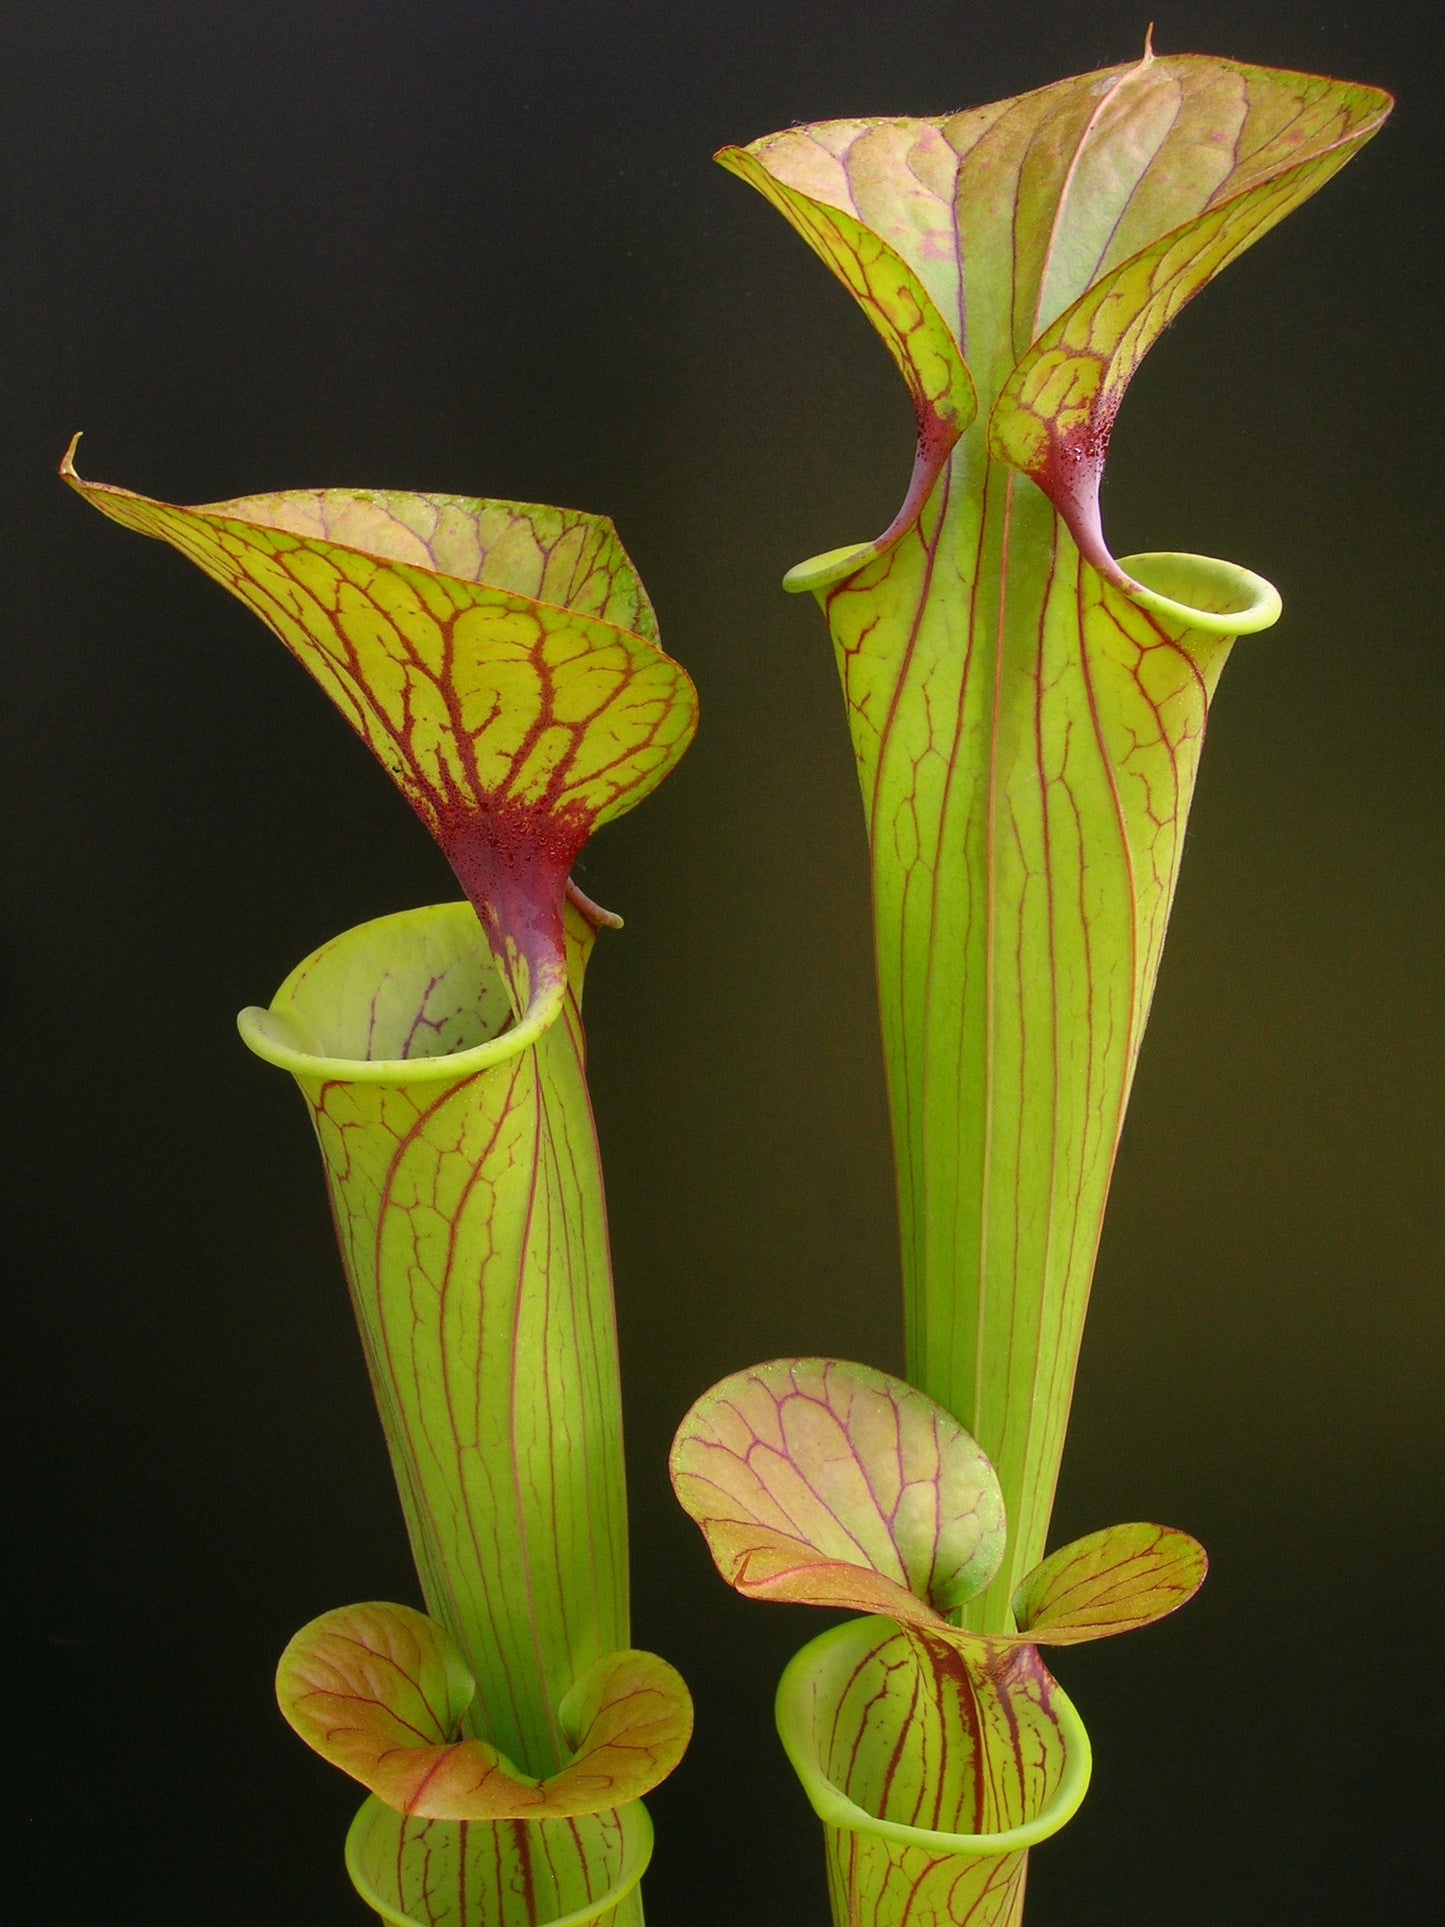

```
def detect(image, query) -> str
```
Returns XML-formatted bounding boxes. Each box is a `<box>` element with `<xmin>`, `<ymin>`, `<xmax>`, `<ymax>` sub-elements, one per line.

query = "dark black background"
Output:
<box><xmin>3</xmin><ymin>3</ymin><xmax>1441</xmax><ymax>1922</ymax></box>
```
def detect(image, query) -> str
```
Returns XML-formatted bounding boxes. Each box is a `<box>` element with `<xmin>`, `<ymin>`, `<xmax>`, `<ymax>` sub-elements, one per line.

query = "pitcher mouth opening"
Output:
<box><xmin>345</xmin><ymin>1795</ymin><xmax>653</xmax><ymax>1927</ymax></box>
<box><xmin>775</xmin><ymin>1618</ymin><xmax>1093</xmax><ymax>1858</ymax></box>
<box><xmin>238</xmin><ymin>900</ymin><xmax>566</xmax><ymax>1086</ymax></box>
<box><xmin>1116</xmin><ymin>550</ymin><xmax>1282</xmax><ymax>636</ymax></box>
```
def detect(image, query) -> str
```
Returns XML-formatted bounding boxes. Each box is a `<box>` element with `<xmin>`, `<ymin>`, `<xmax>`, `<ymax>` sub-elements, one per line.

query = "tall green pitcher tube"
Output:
<box><xmin>721</xmin><ymin>48</ymin><xmax>1391</xmax><ymax>1627</ymax></box>
<box><xmin>803</xmin><ymin>534</ymin><xmax>1275</xmax><ymax>1630</ymax></box>
<box><xmin>245</xmin><ymin>893</ymin><xmax>661</xmax><ymax>1927</ymax></box>
<box><xmin>241</xmin><ymin>895</ymin><xmax>626</xmax><ymax>1780</ymax></box>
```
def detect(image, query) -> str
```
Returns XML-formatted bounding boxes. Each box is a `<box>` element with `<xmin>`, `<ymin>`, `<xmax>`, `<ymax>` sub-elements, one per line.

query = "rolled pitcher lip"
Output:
<box><xmin>1115</xmin><ymin>549</ymin><xmax>1282</xmax><ymax>636</ymax></box>
<box><xmin>344</xmin><ymin>1794</ymin><xmax>654</xmax><ymax>1927</ymax></box>
<box><xmin>775</xmin><ymin>1617</ymin><xmax>1093</xmax><ymax>1858</ymax></box>
<box><xmin>785</xmin><ymin>542</ymin><xmax>1281</xmax><ymax>637</ymax></box>
<box><xmin>237</xmin><ymin>899</ymin><xmax>563</xmax><ymax>1086</ymax></box>
<box><xmin>783</xmin><ymin>540</ymin><xmax>878</xmax><ymax>594</ymax></box>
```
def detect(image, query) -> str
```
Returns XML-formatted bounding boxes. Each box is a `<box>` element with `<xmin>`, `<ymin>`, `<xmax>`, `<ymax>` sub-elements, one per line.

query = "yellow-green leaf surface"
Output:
<box><xmin>986</xmin><ymin>55</ymin><xmax>1391</xmax><ymax>578</ymax></box>
<box><xmin>277</xmin><ymin>1601</ymin><xmax>474</xmax><ymax>1793</ymax></box>
<box><xmin>728</xmin><ymin>51</ymin><xmax>1389</xmax><ymax>1629</ymax></box>
<box><xmin>245</xmin><ymin>898</ymin><xmax>629</xmax><ymax>1780</ymax></box>
<box><xmin>716</xmin><ymin>143</ymin><xmax>976</xmax><ymax>568</ymax></box>
<box><xmin>777</xmin><ymin>1617</ymin><xmax>1091</xmax><ymax>1927</ymax></box>
<box><xmin>347</xmin><ymin>1795</ymin><xmax>653</xmax><ymax>1927</ymax></box>
<box><xmin>738</xmin><ymin>50</ymin><xmax>1388</xmax><ymax>534</ymax></box>
<box><xmin>674</xmin><ymin>1357</ymin><xmax>1205</xmax><ymax>1654</ymax></box>
<box><xmin>670</xmin><ymin>1358</ymin><xmax>1004</xmax><ymax>1620</ymax></box>
<box><xmin>1012</xmin><ymin>1522</ymin><xmax>1206</xmax><ymax>1643</ymax></box>
<box><xmin>61</xmin><ymin>442</ymin><xmax>697</xmax><ymax>1032</ymax></box>
<box><xmin>278</xmin><ymin>1603</ymin><xmax>691</xmax><ymax>1821</ymax></box>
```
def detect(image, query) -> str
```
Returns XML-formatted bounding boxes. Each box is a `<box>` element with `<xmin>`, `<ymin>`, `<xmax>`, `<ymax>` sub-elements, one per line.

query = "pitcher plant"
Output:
<box><xmin>674</xmin><ymin>38</ymin><xmax>1390</xmax><ymax>1927</ymax></box>
<box><xmin>64</xmin><ymin>448</ymin><xmax>698</xmax><ymax>1927</ymax></box>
